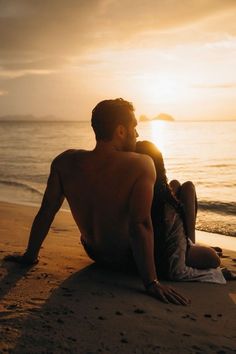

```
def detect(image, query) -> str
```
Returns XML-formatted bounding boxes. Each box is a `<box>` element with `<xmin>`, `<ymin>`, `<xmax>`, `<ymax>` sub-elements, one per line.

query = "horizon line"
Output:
<box><xmin>0</xmin><ymin>118</ymin><xmax>236</xmax><ymax>123</ymax></box>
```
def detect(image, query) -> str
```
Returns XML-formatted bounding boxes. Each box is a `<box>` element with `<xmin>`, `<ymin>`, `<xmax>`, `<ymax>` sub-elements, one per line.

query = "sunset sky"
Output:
<box><xmin>1</xmin><ymin>0</ymin><xmax>236</xmax><ymax>121</ymax></box>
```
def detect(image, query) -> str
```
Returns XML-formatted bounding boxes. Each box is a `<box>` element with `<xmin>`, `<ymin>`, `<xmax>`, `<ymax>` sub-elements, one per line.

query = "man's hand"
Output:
<box><xmin>146</xmin><ymin>280</ymin><xmax>190</xmax><ymax>305</ymax></box>
<box><xmin>4</xmin><ymin>253</ymin><xmax>39</xmax><ymax>266</ymax></box>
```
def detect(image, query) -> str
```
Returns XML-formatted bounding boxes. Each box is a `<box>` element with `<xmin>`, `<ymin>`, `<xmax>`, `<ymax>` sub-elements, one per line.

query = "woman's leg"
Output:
<box><xmin>170</xmin><ymin>180</ymin><xmax>197</xmax><ymax>243</ymax></box>
<box><xmin>169</xmin><ymin>179</ymin><xmax>222</xmax><ymax>270</ymax></box>
<box><xmin>169</xmin><ymin>179</ymin><xmax>181</xmax><ymax>196</ymax></box>
<box><xmin>186</xmin><ymin>245</ymin><xmax>221</xmax><ymax>269</ymax></box>
<box><xmin>178</xmin><ymin>181</ymin><xmax>197</xmax><ymax>243</ymax></box>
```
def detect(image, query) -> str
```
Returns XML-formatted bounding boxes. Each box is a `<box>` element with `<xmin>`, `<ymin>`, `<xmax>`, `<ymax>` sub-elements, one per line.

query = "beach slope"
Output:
<box><xmin>0</xmin><ymin>201</ymin><xmax>235</xmax><ymax>353</ymax></box>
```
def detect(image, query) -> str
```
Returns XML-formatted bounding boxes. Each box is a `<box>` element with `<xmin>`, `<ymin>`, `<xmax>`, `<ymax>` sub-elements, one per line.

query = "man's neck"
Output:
<box><xmin>94</xmin><ymin>140</ymin><xmax>123</xmax><ymax>153</ymax></box>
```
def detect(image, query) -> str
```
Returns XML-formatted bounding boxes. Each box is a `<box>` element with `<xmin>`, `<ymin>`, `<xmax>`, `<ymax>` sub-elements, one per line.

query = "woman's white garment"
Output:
<box><xmin>164</xmin><ymin>204</ymin><xmax>226</xmax><ymax>284</ymax></box>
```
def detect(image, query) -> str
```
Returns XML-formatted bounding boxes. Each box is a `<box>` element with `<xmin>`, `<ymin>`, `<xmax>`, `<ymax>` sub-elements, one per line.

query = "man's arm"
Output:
<box><xmin>5</xmin><ymin>158</ymin><xmax>64</xmax><ymax>265</ymax></box>
<box><xmin>129</xmin><ymin>156</ymin><xmax>190</xmax><ymax>305</ymax></box>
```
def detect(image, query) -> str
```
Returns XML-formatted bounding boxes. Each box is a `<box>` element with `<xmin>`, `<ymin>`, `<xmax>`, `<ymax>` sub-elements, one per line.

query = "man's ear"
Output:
<box><xmin>115</xmin><ymin>124</ymin><xmax>126</xmax><ymax>139</ymax></box>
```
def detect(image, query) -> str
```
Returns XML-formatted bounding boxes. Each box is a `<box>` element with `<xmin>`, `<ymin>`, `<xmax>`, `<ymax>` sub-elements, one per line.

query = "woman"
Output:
<box><xmin>136</xmin><ymin>140</ymin><xmax>226</xmax><ymax>283</ymax></box>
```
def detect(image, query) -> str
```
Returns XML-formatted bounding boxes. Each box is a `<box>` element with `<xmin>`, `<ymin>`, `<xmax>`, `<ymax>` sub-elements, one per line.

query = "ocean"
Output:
<box><xmin>0</xmin><ymin>120</ymin><xmax>235</xmax><ymax>237</ymax></box>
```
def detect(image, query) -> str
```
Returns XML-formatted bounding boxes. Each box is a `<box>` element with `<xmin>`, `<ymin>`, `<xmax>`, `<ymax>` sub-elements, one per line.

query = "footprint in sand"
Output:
<box><xmin>0</xmin><ymin>303</ymin><xmax>11</xmax><ymax>316</ymax></box>
<box><xmin>27</xmin><ymin>298</ymin><xmax>45</xmax><ymax>306</ymax></box>
<box><xmin>51</xmin><ymin>227</ymin><xmax>68</xmax><ymax>233</ymax></box>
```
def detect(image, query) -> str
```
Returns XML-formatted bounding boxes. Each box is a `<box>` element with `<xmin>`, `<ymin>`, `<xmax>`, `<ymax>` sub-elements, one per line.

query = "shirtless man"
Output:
<box><xmin>6</xmin><ymin>98</ymin><xmax>189</xmax><ymax>305</ymax></box>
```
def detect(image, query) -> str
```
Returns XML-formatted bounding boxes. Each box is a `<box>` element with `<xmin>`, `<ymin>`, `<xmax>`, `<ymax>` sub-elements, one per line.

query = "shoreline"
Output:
<box><xmin>0</xmin><ymin>200</ymin><xmax>236</xmax><ymax>353</ymax></box>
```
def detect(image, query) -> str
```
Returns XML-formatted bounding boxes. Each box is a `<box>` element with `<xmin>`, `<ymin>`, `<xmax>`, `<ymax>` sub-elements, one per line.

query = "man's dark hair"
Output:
<box><xmin>91</xmin><ymin>98</ymin><xmax>135</xmax><ymax>141</ymax></box>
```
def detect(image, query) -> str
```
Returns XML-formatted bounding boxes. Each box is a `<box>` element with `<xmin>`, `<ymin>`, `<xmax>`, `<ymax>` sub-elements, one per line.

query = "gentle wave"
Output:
<box><xmin>196</xmin><ymin>210</ymin><xmax>236</xmax><ymax>237</ymax></box>
<box><xmin>196</xmin><ymin>181</ymin><xmax>236</xmax><ymax>188</ymax></box>
<box><xmin>198</xmin><ymin>200</ymin><xmax>236</xmax><ymax>216</ymax></box>
<box><xmin>0</xmin><ymin>179</ymin><xmax>43</xmax><ymax>196</ymax></box>
<box><xmin>196</xmin><ymin>225</ymin><xmax>236</xmax><ymax>237</ymax></box>
<box><xmin>208</xmin><ymin>164</ymin><xmax>234</xmax><ymax>168</ymax></box>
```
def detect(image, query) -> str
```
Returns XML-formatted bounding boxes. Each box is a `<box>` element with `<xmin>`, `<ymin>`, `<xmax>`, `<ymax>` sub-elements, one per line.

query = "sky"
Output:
<box><xmin>1</xmin><ymin>0</ymin><xmax>236</xmax><ymax>121</ymax></box>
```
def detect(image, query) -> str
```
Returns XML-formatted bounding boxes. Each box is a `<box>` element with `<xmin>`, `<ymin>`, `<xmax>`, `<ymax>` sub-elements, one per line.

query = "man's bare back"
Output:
<box><xmin>54</xmin><ymin>147</ymin><xmax>151</xmax><ymax>267</ymax></box>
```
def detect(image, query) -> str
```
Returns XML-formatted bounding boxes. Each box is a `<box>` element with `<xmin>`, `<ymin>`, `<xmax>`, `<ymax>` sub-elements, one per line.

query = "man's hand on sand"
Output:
<box><xmin>4</xmin><ymin>253</ymin><xmax>39</xmax><ymax>266</ymax></box>
<box><xmin>146</xmin><ymin>281</ymin><xmax>190</xmax><ymax>305</ymax></box>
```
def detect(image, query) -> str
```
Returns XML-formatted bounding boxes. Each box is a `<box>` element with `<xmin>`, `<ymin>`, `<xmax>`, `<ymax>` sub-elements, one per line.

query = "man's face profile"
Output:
<box><xmin>122</xmin><ymin>112</ymin><xmax>138</xmax><ymax>152</ymax></box>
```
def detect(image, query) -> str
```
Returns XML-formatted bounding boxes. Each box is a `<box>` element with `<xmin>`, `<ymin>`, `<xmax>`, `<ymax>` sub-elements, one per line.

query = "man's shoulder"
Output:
<box><xmin>121</xmin><ymin>152</ymin><xmax>156</xmax><ymax>178</ymax></box>
<box><xmin>123</xmin><ymin>151</ymin><xmax>154</xmax><ymax>167</ymax></box>
<box><xmin>52</xmin><ymin>149</ymin><xmax>88</xmax><ymax>166</ymax></box>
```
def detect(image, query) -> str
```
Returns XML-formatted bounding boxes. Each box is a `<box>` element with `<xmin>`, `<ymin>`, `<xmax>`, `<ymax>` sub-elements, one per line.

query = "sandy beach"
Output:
<box><xmin>0</xmin><ymin>201</ymin><xmax>236</xmax><ymax>354</ymax></box>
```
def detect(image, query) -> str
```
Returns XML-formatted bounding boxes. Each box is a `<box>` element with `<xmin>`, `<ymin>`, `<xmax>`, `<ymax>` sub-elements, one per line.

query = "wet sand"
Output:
<box><xmin>0</xmin><ymin>201</ymin><xmax>236</xmax><ymax>353</ymax></box>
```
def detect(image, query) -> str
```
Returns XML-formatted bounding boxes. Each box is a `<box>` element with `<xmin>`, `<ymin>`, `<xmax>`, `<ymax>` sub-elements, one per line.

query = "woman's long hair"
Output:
<box><xmin>136</xmin><ymin>140</ymin><xmax>186</xmax><ymax>278</ymax></box>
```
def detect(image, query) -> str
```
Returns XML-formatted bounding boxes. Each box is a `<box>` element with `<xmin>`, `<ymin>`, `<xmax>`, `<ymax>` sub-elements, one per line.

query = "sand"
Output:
<box><xmin>0</xmin><ymin>201</ymin><xmax>236</xmax><ymax>354</ymax></box>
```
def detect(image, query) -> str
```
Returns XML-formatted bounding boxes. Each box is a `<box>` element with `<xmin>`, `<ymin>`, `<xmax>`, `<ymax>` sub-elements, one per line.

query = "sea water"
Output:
<box><xmin>0</xmin><ymin>120</ymin><xmax>235</xmax><ymax>237</ymax></box>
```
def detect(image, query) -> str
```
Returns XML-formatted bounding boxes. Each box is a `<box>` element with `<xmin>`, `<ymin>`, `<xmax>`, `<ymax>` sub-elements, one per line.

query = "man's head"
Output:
<box><xmin>91</xmin><ymin>98</ymin><xmax>138</xmax><ymax>151</ymax></box>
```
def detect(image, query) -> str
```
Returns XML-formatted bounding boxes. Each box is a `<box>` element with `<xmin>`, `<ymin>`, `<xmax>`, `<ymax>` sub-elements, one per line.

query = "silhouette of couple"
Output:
<box><xmin>6</xmin><ymin>98</ymin><xmax>230</xmax><ymax>305</ymax></box>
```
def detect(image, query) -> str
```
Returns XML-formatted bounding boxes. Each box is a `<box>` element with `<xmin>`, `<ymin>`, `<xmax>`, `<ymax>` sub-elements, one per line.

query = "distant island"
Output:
<box><xmin>0</xmin><ymin>114</ymin><xmax>62</xmax><ymax>121</ymax></box>
<box><xmin>153</xmin><ymin>113</ymin><xmax>174</xmax><ymax>121</ymax></box>
<box><xmin>139</xmin><ymin>113</ymin><xmax>175</xmax><ymax>122</ymax></box>
<box><xmin>1</xmin><ymin>113</ymin><xmax>175</xmax><ymax>122</ymax></box>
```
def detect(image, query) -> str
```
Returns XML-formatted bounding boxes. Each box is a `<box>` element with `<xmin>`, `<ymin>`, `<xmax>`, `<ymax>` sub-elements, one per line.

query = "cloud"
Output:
<box><xmin>0</xmin><ymin>55</ymin><xmax>69</xmax><ymax>71</ymax></box>
<box><xmin>0</xmin><ymin>0</ymin><xmax>236</xmax><ymax>75</ymax></box>
<box><xmin>205</xmin><ymin>36</ymin><xmax>236</xmax><ymax>49</ymax></box>
<box><xmin>0</xmin><ymin>69</ymin><xmax>54</xmax><ymax>79</ymax></box>
<box><xmin>192</xmin><ymin>82</ymin><xmax>236</xmax><ymax>89</ymax></box>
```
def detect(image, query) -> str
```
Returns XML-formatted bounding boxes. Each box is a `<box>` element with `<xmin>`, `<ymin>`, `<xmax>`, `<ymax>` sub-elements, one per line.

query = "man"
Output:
<box><xmin>6</xmin><ymin>98</ymin><xmax>189</xmax><ymax>305</ymax></box>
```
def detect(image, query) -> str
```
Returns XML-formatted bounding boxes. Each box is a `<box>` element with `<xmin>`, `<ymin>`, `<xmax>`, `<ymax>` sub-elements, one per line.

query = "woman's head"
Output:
<box><xmin>136</xmin><ymin>140</ymin><xmax>185</xmax><ymax>236</ymax></box>
<box><xmin>135</xmin><ymin>140</ymin><xmax>167</xmax><ymax>185</ymax></box>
